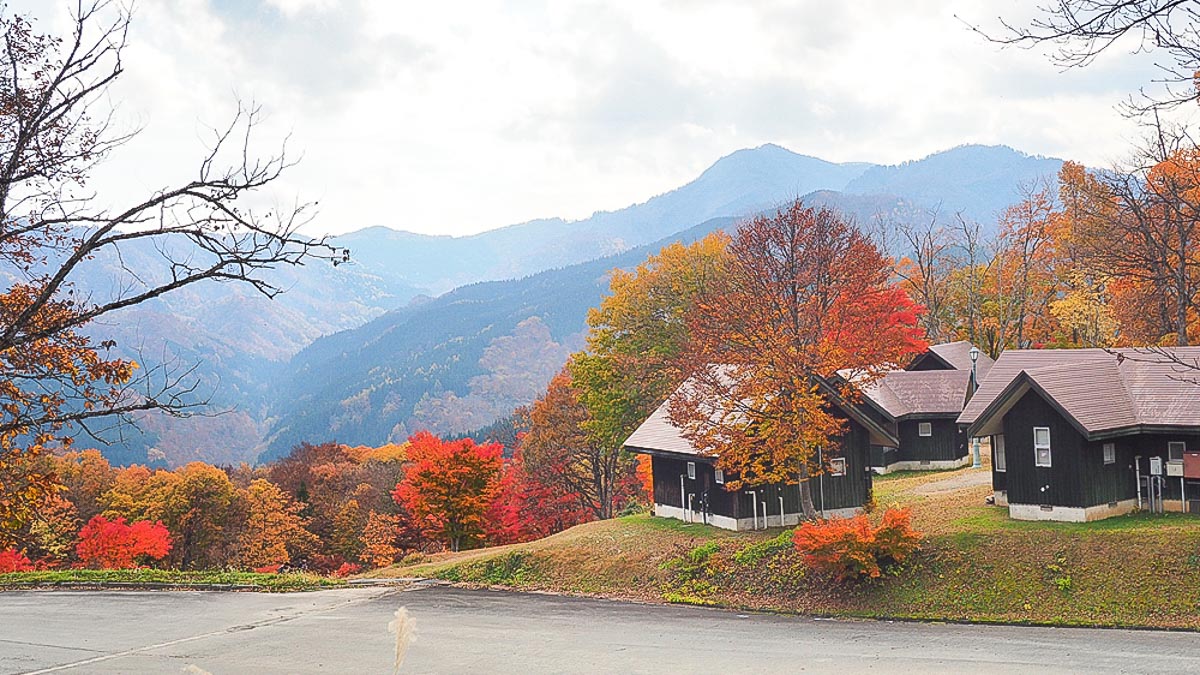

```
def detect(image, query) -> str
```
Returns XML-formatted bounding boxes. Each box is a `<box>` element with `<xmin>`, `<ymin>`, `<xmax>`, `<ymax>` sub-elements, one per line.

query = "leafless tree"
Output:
<box><xmin>0</xmin><ymin>3</ymin><xmax>338</xmax><ymax>452</ymax></box>
<box><xmin>977</xmin><ymin>0</ymin><xmax>1200</xmax><ymax>111</ymax></box>
<box><xmin>954</xmin><ymin>213</ymin><xmax>991</xmax><ymax>346</ymax></box>
<box><xmin>894</xmin><ymin>209</ymin><xmax>958</xmax><ymax>342</ymax></box>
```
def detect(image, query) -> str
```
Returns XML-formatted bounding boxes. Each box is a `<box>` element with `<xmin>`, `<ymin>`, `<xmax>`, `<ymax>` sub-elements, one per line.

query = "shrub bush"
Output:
<box><xmin>0</xmin><ymin>548</ymin><xmax>34</xmax><ymax>573</ymax></box>
<box><xmin>792</xmin><ymin>507</ymin><xmax>920</xmax><ymax>582</ymax></box>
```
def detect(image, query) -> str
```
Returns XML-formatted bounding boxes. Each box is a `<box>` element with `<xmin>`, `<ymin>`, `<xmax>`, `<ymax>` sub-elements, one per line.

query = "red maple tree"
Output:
<box><xmin>75</xmin><ymin>516</ymin><xmax>172</xmax><ymax>569</ymax></box>
<box><xmin>392</xmin><ymin>432</ymin><xmax>503</xmax><ymax>552</ymax></box>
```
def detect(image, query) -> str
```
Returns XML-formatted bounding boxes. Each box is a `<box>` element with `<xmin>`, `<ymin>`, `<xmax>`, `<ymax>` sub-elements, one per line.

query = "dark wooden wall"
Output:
<box><xmin>990</xmin><ymin>434</ymin><xmax>1007</xmax><ymax>493</ymax></box>
<box><xmin>648</xmin><ymin>417</ymin><xmax>874</xmax><ymax>520</ymax></box>
<box><xmin>897</xmin><ymin>418</ymin><xmax>966</xmax><ymax>463</ymax></box>
<box><xmin>1002</xmin><ymin>390</ymin><xmax>1088</xmax><ymax>507</ymax></box>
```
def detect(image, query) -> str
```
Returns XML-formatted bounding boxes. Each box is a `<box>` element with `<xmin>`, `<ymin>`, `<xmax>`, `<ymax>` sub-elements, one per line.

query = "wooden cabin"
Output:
<box><xmin>623</xmin><ymin>381</ymin><xmax>896</xmax><ymax>530</ymax></box>
<box><xmin>859</xmin><ymin>369</ymin><xmax>972</xmax><ymax>472</ymax></box>
<box><xmin>959</xmin><ymin>348</ymin><xmax>1200</xmax><ymax>522</ymax></box>
<box><xmin>855</xmin><ymin>341</ymin><xmax>991</xmax><ymax>473</ymax></box>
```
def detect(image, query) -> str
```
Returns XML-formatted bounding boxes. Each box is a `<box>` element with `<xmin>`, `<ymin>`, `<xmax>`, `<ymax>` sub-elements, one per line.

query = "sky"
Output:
<box><xmin>12</xmin><ymin>0</ymin><xmax>1183</xmax><ymax>237</ymax></box>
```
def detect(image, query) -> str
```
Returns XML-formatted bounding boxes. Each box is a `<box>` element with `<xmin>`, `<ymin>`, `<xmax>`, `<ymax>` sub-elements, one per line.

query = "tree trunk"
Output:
<box><xmin>1176</xmin><ymin>275</ymin><xmax>1190</xmax><ymax>346</ymax></box>
<box><xmin>797</xmin><ymin>463</ymin><xmax>818</xmax><ymax>520</ymax></box>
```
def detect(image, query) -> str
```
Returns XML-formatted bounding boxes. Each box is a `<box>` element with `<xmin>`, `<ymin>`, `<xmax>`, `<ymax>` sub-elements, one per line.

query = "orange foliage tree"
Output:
<box><xmin>392</xmin><ymin>432</ymin><xmax>503</xmax><ymax>552</ymax></box>
<box><xmin>670</xmin><ymin>201</ymin><xmax>926</xmax><ymax>518</ymax></box>
<box><xmin>234</xmin><ymin>479</ymin><xmax>317</xmax><ymax>569</ymax></box>
<box><xmin>521</xmin><ymin>368</ymin><xmax>627</xmax><ymax>520</ymax></box>
<box><xmin>75</xmin><ymin>515</ymin><xmax>172</xmax><ymax>569</ymax></box>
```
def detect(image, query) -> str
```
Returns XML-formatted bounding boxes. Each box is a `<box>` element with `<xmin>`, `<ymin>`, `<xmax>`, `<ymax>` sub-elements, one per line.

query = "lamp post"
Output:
<box><xmin>970</xmin><ymin>346</ymin><xmax>982</xmax><ymax>469</ymax></box>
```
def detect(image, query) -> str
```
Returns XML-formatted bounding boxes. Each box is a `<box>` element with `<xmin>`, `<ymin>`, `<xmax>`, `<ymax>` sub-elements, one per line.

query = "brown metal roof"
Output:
<box><xmin>928</xmin><ymin>340</ymin><xmax>994</xmax><ymax>380</ymax></box>
<box><xmin>958</xmin><ymin>347</ymin><xmax>1200</xmax><ymax>437</ymax></box>
<box><xmin>859</xmin><ymin>369</ymin><xmax>971</xmax><ymax>419</ymax></box>
<box><xmin>622</xmin><ymin>396</ymin><xmax>699</xmax><ymax>457</ymax></box>
<box><xmin>623</xmin><ymin>373</ymin><xmax>900</xmax><ymax>457</ymax></box>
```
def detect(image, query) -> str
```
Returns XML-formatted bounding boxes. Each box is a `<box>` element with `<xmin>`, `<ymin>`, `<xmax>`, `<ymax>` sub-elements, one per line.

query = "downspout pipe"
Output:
<box><xmin>1135</xmin><ymin>456</ymin><xmax>1142</xmax><ymax>510</ymax></box>
<box><xmin>750</xmin><ymin>491</ymin><xmax>759</xmax><ymax>531</ymax></box>
<box><xmin>680</xmin><ymin>474</ymin><xmax>687</xmax><ymax>522</ymax></box>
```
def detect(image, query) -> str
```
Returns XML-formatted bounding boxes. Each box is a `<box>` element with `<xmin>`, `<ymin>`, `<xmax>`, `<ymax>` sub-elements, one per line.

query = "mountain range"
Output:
<box><xmin>57</xmin><ymin>143</ymin><xmax>1062</xmax><ymax>466</ymax></box>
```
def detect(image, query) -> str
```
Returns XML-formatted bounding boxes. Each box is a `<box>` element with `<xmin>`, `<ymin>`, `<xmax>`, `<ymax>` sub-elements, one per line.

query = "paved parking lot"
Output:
<box><xmin>4</xmin><ymin>585</ymin><xmax>1200</xmax><ymax>673</ymax></box>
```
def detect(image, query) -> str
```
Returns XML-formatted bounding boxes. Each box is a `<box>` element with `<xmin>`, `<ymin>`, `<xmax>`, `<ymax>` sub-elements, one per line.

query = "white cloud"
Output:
<box><xmin>6</xmin><ymin>0</ymin><xmax>1188</xmax><ymax>236</ymax></box>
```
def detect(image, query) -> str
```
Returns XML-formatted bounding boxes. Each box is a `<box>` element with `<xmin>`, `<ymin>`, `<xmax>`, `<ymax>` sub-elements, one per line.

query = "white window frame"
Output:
<box><xmin>994</xmin><ymin>435</ymin><xmax>1007</xmax><ymax>472</ymax></box>
<box><xmin>829</xmin><ymin>458</ymin><xmax>847</xmax><ymax>477</ymax></box>
<box><xmin>714</xmin><ymin>468</ymin><xmax>724</xmax><ymax>485</ymax></box>
<box><xmin>1169</xmin><ymin>441</ymin><xmax>1186</xmax><ymax>462</ymax></box>
<box><xmin>687</xmin><ymin>461</ymin><xmax>696</xmax><ymax>480</ymax></box>
<box><xmin>1034</xmin><ymin>427</ymin><xmax>1052</xmax><ymax>467</ymax></box>
<box><xmin>1103</xmin><ymin>442</ymin><xmax>1116</xmax><ymax>465</ymax></box>
<box><xmin>918</xmin><ymin>422</ymin><xmax>933</xmax><ymax>437</ymax></box>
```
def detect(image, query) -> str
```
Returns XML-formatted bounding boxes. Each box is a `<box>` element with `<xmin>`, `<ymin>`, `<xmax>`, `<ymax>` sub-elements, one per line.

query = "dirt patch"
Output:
<box><xmin>910</xmin><ymin>468</ymin><xmax>992</xmax><ymax>496</ymax></box>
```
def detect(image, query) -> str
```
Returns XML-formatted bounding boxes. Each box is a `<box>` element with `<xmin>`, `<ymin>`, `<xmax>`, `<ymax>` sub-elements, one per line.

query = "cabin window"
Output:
<box><xmin>1103</xmin><ymin>442</ymin><xmax>1116</xmax><ymax>465</ymax></box>
<box><xmin>1169</xmin><ymin>441</ymin><xmax>1186</xmax><ymax>462</ymax></box>
<box><xmin>714</xmin><ymin>469</ymin><xmax>724</xmax><ymax>485</ymax></box>
<box><xmin>1034</xmin><ymin>427</ymin><xmax>1052</xmax><ymax>467</ymax></box>
<box><xmin>687</xmin><ymin>462</ymin><xmax>696</xmax><ymax>479</ymax></box>
<box><xmin>829</xmin><ymin>458</ymin><xmax>846</xmax><ymax>477</ymax></box>
<box><xmin>994</xmin><ymin>436</ymin><xmax>1006</xmax><ymax>472</ymax></box>
<box><xmin>918</xmin><ymin>422</ymin><xmax>932</xmax><ymax>437</ymax></box>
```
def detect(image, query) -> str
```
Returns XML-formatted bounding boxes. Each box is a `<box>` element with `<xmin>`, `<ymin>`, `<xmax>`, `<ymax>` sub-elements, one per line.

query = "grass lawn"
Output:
<box><xmin>375</xmin><ymin>462</ymin><xmax>1200</xmax><ymax>629</ymax></box>
<box><xmin>0</xmin><ymin>569</ymin><xmax>345</xmax><ymax>592</ymax></box>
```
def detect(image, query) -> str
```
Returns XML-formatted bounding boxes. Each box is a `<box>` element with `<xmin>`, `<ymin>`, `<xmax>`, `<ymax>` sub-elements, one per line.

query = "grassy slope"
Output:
<box><xmin>376</xmin><ymin>463</ymin><xmax>1200</xmax><ymax>629</ymax></box>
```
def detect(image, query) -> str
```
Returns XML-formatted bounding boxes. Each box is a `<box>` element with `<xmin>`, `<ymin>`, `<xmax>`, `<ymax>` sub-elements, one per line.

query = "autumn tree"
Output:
<box><xmin>1066</xmin><ymin>122</ymin><xmax>1200</xmax><ymax>345</ymax></box>
<box><xmin>266</xmin><ymin>441</ymin><xmax>406</xmax><ymax>564</ymax></box>
<box><xmin>979</xmin><ymin>181</ymin><xmax>1060</xmax><ymax>353</ymax></box>
<box><xmin>521</xmin><ymin>368</ymin><xmax>627</xmax><ymax>520</ymax></box>
<box><xmin>49</xmin><ymin>449</ymin><xmax>117</xmax><ymax>523</ymax></box>
<box><xmin>392</xmin><ymin>432</ymin><xmax>502</xmax><ymax>552</ymax></box>
<box><xmin>360</xmin><ymin>511</ymin><xmax>406</xmax><ymax>568</ymax></box>
<box><xmin>75</xmin><ymin>515</ymin><xmax>171</xmax><ymax>569</ymax></box>
<box><xmin>101</xmin><ymin>462</ymin><xmax>240</xmax><ymax>569</ymax></box>
<box><xmin>485</xmin><ymin>449</ymin><xmax>590</xmax><ymax>544</ymax></box>
<box><xmin>0</xmin><ymin>2</ymin><xmax>337</xmax><ymax>542</ymax></box>
<box><xmin>570</xmin><ymin>233</ymin><xmax>730</xmax><ymax>456</ymax></box>
<box><xmin>669</xmin><ymin>201</ymin><xmax>926</xmax><ymax>518</ymax></box>
<box><xmin>233</xmin><ymin>479</ymin><xmax>317</xmax><ymax>569</ymax></box>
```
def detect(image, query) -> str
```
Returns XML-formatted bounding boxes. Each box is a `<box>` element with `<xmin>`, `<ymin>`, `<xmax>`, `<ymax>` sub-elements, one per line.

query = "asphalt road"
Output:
<box><xmin>2</xmin><ymin>585</ymin><xmax>1200</xmax><ymax>673</ymax></box>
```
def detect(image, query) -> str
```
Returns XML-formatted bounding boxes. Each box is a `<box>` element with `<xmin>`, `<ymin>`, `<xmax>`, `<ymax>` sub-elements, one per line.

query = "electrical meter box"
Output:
<box><xmin>1150</xmin><ymin>456</ymin><xmax>1163</xmax><ymax>476</ymax></box>
<box><xmin>1168</xmin><ymin>461</ymin><xmax>1184</xmax><ymax>477</ymax></box>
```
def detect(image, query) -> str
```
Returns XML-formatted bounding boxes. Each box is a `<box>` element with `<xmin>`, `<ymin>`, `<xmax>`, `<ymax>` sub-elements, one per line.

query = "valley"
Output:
<box><xmin>70</xmin><ymin>143</ymin><xmax>1062</xmax><ymax>467</ymax></box>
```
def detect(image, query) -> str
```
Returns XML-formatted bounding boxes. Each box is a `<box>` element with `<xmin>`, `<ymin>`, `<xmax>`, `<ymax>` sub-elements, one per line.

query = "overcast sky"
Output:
<box><xmin>14</xmin><ymin>0</ymin><xmax>1184</xmax><ymax>237</ymax></box>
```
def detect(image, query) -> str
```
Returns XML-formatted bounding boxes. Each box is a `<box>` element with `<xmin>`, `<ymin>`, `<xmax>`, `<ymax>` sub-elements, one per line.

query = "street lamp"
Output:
<box><xmin>969</xmin><ymin>346</ymin><xmax>982</xmax><ymax>469</ymax></box>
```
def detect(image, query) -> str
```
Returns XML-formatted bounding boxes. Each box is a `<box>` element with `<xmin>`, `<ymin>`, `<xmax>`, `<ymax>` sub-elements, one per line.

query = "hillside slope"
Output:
<box><xmin>373</xmin><ymin>465</ymin><xmax>1200</xmax><ymax>630</ymax></box>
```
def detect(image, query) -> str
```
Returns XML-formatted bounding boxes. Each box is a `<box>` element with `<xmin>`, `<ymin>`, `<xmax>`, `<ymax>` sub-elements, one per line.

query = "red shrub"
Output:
<box><xmin>792</xmin><ymin>507</ymin><xmax>921</xmax><ymax>582</ymax></box>
<box><xmin>75</xmin><ymin>516</ymin><xmax>172</xmax><ymax>569</ymax></box>
<box><xmin>254</xmin><ymin>564</ymin><xmax>282</xmax><ymax>574</ymax></box>
<box><xmin>0</xmin><ymin>548</ymin><xmax>34</xmax><ymax>573</ymax></box>
<box><xmin>331</xmin><ymin>562</ymin><xmax>362</xmax><ymax>578</ymax></box>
